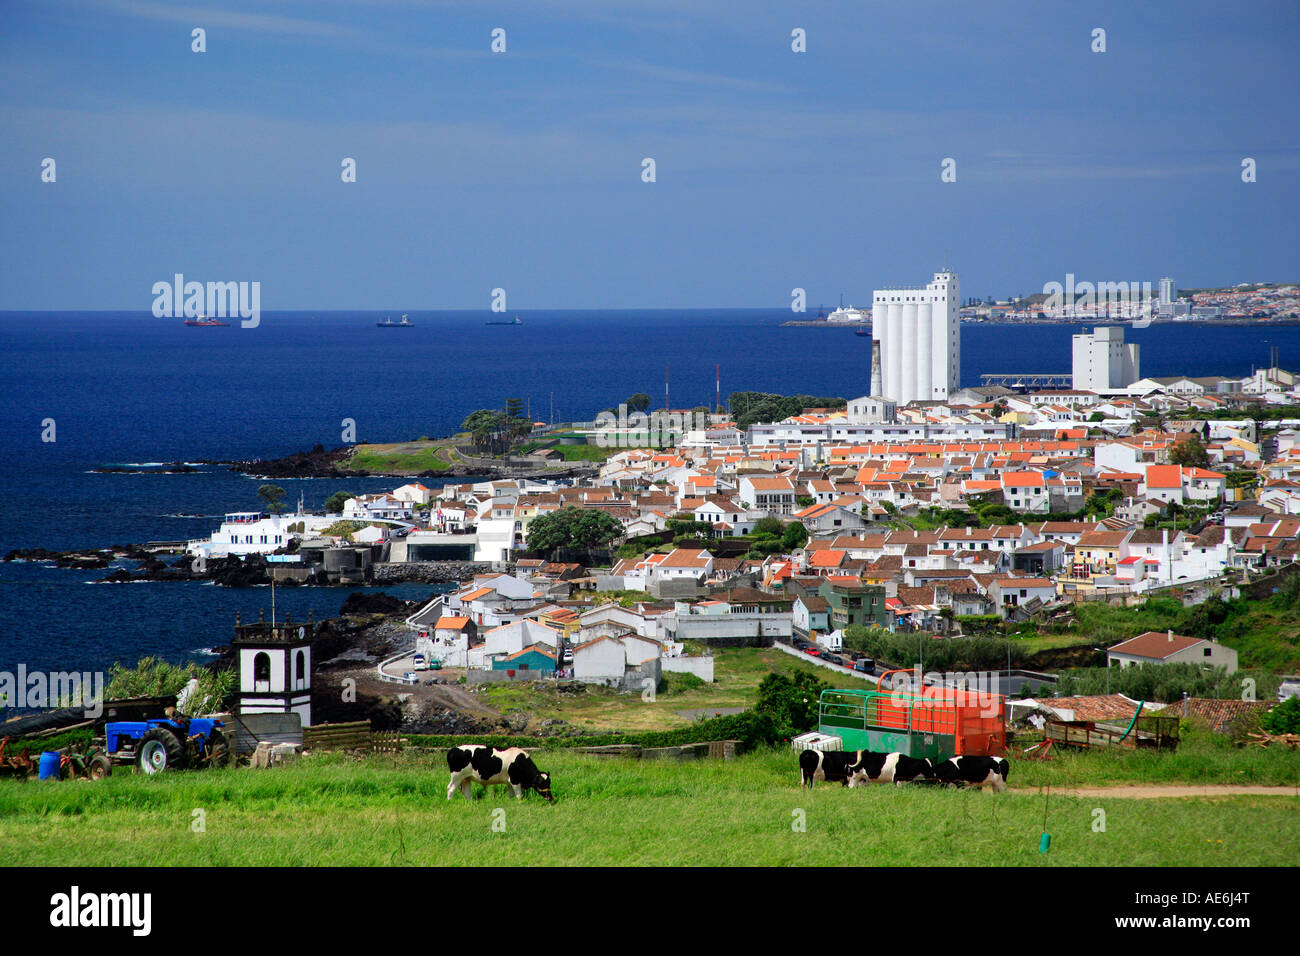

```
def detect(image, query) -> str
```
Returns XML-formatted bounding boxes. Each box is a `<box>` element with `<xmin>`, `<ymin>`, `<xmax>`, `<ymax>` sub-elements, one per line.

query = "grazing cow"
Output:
<box><xmin>846</xmin><ymin>751</ymin><xmax>935</xmax><ymax>787</ymax></box>
<box><xmin>932</xmin><ymin>755</ymin><xmax>1010</xmax><ymax>792</ymax></box>
<box><xmin>798</xmin><ymin>748</ymin><xmax>864</xmax><ymax>788</ymax></box>
<box><xmin>446</xmin><ymin>745</ymin><xmax>554</xmax><ymax>802</ymax></box>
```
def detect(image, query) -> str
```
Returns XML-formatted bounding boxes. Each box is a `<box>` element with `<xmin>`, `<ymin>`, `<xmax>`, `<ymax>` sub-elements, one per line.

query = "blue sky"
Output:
<box><xmin>1</xmin><ymin>0</ymin><xmax>1297</xmax><ymax>309</ymax></box>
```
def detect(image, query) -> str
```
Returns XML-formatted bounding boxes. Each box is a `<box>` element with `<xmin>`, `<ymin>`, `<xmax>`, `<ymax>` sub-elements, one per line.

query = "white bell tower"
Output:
<box><xmin>233</xmin><ymin>608</ymin><xmax>313</xmax><ymax>727</ymax></box>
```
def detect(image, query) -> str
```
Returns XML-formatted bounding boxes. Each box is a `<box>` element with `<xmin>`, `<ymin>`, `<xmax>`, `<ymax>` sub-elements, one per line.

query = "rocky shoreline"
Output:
<box><xmin>227</xmin><ymin>442</ymin><xmax>596</xmax><ymax>481</ymax></box>
<box><xmin>4</xmin><ymin>545</ymin><xmax>496</xmax><ymax>588</ymax></box>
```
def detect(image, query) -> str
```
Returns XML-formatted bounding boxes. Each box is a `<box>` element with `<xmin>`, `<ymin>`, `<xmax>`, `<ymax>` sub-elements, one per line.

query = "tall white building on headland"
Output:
<box><xmin>871</xmin><ymin>270</ymin><xmax>960</xmax><ymax>404</ymax></box>
<box><xmin>1072</xmin><ymin>325</ymin><xmax>1140</xmax><ymax>391</ymax></box>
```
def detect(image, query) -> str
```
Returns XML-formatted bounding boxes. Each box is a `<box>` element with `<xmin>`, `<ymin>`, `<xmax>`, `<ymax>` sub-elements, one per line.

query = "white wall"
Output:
<box><xmin>662</xmin><ymin>656</ymin><xmax>714</xmax><ymax>681</ymax></box>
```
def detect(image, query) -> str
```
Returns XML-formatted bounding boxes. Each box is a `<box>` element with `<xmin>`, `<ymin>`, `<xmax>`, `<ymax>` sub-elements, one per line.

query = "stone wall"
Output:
<box><xmin>372</xmin><ymin>561</ymin><xmax>492</xmax><ymax>584</ymax></box>
<box><xmin>465</xmin><ymin>668</ymin><xmax>555</xmax><ymax>685</ymax></box>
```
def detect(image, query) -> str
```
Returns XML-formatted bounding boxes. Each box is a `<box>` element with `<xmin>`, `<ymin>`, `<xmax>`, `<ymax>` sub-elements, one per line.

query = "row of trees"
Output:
<box><xmin>842</xmin><ymin>625</ymin><xmax>1029</xmax><ymax>672</ymax></box>
<box><xmin>462</xmin><ymin>404</ymin><xmax>534</xmax><ymax>453</ymax></box>
<box><xmin>727</xmin><ymin>391</ymin><xmax>846</xmax><ymax>430</ymax></box>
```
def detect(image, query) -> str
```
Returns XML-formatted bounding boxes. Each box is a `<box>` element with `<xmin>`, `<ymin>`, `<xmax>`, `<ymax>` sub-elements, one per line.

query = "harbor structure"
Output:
<box><xmin>871</xmin><ymin>270</ymin><xmax>961</xmax><ymax>404</ymax></box>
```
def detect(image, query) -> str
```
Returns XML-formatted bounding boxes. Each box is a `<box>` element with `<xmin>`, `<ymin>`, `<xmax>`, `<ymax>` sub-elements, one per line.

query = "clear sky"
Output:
<box><xmin>1</xmin><ymin>0</ymin><xmax>1297</xmax><ymax>309</ymax></box>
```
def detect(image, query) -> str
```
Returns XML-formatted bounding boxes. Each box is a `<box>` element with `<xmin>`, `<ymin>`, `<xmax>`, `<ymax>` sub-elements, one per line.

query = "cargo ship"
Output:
<box><xmin>184</xmin><ymin>315</ymin><xmax>230</xmax><ymax>327</ymax></box>
<box><xmin>377</xmin><ymin>314</ymin><xmax>413</xmax><ymax>328</ymax></box>
<box><xmin>486</xmin><ymin>314</ymin><xmax>522</xmax><ymax>326</ymax></box>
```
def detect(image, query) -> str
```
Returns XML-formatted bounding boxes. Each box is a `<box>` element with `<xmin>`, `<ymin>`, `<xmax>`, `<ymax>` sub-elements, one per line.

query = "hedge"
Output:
<box><xmin>408</xmin><ymin>711</ymin><xmax>780</xmax><ymax>753</ymax></box>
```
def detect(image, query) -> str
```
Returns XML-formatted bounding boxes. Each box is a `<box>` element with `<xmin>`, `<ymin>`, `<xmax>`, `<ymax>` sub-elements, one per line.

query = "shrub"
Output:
<box><xmin>1261</xmin><ymin>695</ymin><xmax>1300</xmax><ymax>735</ymax></box>
<box><xmin>753</xmin><ymin>671</ymin><xmax>828</xmax><ymax>738</ymax></box>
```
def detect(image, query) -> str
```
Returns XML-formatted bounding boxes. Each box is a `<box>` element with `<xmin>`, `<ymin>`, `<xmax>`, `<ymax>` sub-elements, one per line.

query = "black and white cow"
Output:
<box><xmin>798</xmin><ymin>748</ymin><xmax>864</xmax><ymax>788</ymax></box>
<box><xmin>846</xmin><ymin>751</ymin><xmax>935</xmax><ymax>787</ymax></box>
<box><xmin>446</xmin><ymin>745</ymin><xmax>554</xmax><ymax>802</ymax></box>
<box><xmin>932</xmin><ymin>755</ymin><xmax>1010</xmax><ymax>792</ymax></box>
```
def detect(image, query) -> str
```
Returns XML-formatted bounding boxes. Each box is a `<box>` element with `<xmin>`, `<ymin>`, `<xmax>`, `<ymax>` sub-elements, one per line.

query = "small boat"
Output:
<box><xmin>486</xmin><ymin>314</ymin><xmax>522</xmax><ymax>326</ymax></box>
<box><xmin>184</xmin><ymin>314</ymin><xmax>230</xmax><ymax>327</ymax></box>
<box><xmin>377</xmin><ymin>314</ymin><xmax>413</xmax><ymax>328</ymax></box>
<box><xmin>854</xmin><ymin>328</ymin><xmax>870</xmax><ymax>337</ymax></box>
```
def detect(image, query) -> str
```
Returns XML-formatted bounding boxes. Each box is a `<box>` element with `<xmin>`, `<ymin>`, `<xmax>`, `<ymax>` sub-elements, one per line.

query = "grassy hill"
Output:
<box><xmin>341</xmin><ymin>439</ymin><xmax>464</xmax><ymax>474</ymax></box>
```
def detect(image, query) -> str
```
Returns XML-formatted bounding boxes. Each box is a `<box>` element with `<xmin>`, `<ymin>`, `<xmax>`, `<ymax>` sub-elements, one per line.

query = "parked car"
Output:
<box><xmin>805</xmin><ymin>647</ymin><xmax>821</xmax><ymax>657</ymax></box>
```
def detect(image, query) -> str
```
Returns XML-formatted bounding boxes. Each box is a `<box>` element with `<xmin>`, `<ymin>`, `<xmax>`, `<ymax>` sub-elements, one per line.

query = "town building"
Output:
<box><xmin>872</xmin><ymin>270</ymin><xmax>961</xmax><ymax>404</ymax></box>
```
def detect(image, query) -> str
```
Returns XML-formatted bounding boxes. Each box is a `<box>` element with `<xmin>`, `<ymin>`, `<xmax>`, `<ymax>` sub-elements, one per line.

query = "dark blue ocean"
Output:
<box><xmin>0</xmin><ymin>310</ymin><xmax>1288</xmax><ymax>675</ymax></box>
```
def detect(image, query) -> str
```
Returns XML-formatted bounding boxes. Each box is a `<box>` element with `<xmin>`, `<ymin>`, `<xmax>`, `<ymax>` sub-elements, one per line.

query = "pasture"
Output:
<box><xmin>474</xmin><ymin>646</ymin><xmax>875</xmax><ymax>732</ymax></box>
<box><xmin>2</xmin><ymin>745</ymin><xmax>1297</xmax><ymax>867</ymax></box>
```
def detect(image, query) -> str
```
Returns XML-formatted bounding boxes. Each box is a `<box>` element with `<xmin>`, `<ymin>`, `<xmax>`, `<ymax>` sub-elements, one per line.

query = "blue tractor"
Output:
<box><xmin>103</xmin><ymin>717</ymin><xmax>229</xmax><ymax>775</ymax></box>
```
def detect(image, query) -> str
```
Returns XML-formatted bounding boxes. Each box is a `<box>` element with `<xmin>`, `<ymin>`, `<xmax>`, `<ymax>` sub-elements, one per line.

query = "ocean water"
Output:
<box><xmin>0</xmin><ymin>310</ymin><xmax>1290</xmax><ymax>674</ymax></box>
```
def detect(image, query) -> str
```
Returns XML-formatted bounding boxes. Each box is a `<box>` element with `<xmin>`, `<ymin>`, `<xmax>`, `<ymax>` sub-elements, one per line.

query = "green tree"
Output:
<box><xmin>625</xmin><ymin>393</ymin><xmax>652</xmax><ymax>413</ymax></box>
<box><xmin>782</xmin><ymin>521</ymin><xmax>809</xmax><ymax>549</ymax></box>
<box><xmin>321</xmin><ymin>519</ymin><xmax>365</xmax><ymax>537</ymax></box>
<box><xmin>505</xmin><ymin>397</ymin><xmax>525</xmax><ymax>420</ymax></box>
<box><xmin>753</xmin><ymin>671</ymin><xmax>829</xmax><ymax>738</ymax></box>
<box><xmin>257</xmin><ymin>483</ymin><xmax>287</xmax><ymax>514</ymax></box>
<box><xmin>325</xmin><ymin>491</ymin><xmax>355</xmax><ymax>514</ymax></box>
<box><xmin>462</xmin><ymin>409</ymin><xmax>504</xmax><ymax>450</ymax></box>
<box><xmin>526</xmin><ymin>506</ymin><xmax>624</xmax><ymax>556</ymax></box>
<box><xmin>1261</xmin><ymin>696</ymin><xmax>1300</xmax><ymax>735</ymax></box>
<box><xmin>1169</xmin><ymin>435</ymin><xmax>1210</xmax><ymax>468</ymax></box>
<box><xmin>752</xmin><ymin>516</ymin><xmax>784</xmax><ymax>538</ymax></box>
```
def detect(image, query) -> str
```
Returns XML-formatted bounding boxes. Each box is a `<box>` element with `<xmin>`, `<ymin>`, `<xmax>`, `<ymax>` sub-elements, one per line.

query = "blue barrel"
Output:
<box><xmin>38</xmin><ymin>752</ymin><xmax>62</xmax><ymax>780</ymax></box>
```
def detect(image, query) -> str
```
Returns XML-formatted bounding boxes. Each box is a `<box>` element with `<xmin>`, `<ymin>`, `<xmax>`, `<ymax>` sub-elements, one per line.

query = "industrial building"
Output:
<box><xmin>871</xmin><ymin>270</ymin><xmax>960</xmax><ymax>404</ymax></box>
<box><xmin>1072</xmin><ymin>325</ymin><xmax>1140</xmax><ymax>392</ymax></box>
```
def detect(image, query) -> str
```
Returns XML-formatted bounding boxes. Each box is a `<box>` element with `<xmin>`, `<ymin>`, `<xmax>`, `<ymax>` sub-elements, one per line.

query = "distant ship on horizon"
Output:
<box><xmin>827</xmin><ymin>294</ymin><xmax>868</xmax><ymax>324</ymax></box>
<box><xmin>377</xmin><ymin>314</ymin><xmax>413</xmax><ymax>328</ymax></box>
<box><xmin>486</xmin><ymin>314</ymin><xmax>522</xmax><ymax>326</ymax></box>
<box><xmin>184</xmin><ymin>314</ymin><xmax>230</xmax><ymax>327</ymax></box>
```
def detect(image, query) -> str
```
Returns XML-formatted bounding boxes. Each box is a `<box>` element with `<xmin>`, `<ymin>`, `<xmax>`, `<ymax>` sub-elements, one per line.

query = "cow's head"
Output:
<box><xmin>533</xmin><ymin>771</ymin><xmax>555</xmax><ymax>802</ymax></box>
<box><xmin>918</xmin><ymin>758</ymin><xmax>936</xmax><ymax>779</ymax></box>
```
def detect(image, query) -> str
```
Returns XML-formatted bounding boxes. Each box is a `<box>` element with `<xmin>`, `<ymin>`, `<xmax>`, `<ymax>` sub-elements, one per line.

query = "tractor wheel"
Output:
<box><xmin>206</xmin><ymin>730</ymin><xmax>230</xmax><ymax>768</ymax></box>
<box><xmin>138</xmin><ymin>728</ymin><xmax>187</xmax><ymax>775</ymax></box>
<box><xmin>87</xmin><ymin>752</ymin><xmax>113</xmax><ymax>780</ymax></box>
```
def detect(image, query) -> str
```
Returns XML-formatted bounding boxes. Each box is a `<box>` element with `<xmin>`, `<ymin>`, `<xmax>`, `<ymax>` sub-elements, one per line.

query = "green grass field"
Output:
<box><xmin>474</xmin><ymin>647</ymin><xmax>876</xmax><ymax>732</ymax></box>
<box><xmin>3</xmin><ymin>745</ymin><xmax>1297</xmax><ymax>866</ymax></box>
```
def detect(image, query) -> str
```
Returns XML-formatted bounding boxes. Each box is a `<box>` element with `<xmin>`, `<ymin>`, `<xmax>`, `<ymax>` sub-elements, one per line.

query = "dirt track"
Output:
<box><xmin>1014</xmin><ymin>784</ymin><xmax>1300</xmax><ymax>799</ymax></box>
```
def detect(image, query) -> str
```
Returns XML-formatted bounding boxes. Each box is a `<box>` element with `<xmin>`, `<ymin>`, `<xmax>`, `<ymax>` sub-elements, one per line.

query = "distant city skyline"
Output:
<box><xmin>2</xmin><ymin>0</ymin><xmax>1297</xmax><ymax>310</ymax></box>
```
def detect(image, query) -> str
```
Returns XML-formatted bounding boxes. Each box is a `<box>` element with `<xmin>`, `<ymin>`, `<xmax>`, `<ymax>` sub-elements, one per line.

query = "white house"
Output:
<box><xmin>573</xmin><ymin>635</ymin><xmax>630</xmax><ymax>683</ymax></box>
<box><xmin>393</xmin><ymin>483</ymin><xmax>432</xmax><ymax>505</ymax></box>
<box><xmin>189</xmin><ymin>512</ymin><xmax>297</xmax><ymax>558</ymax></box>
<box><xmin>344</xmin><ymin>494</ymin><xmax>413</xmax><ymax>521</ymax></box>
<box><xmin>1108</xmin><ymin>630</ymin><xmax>1238</xmax><ymax>674</ymax></box>
<box><xmin>481</xmin><ymin>619</ymin><xmax>561</xmax><ymax>664</ymax></box>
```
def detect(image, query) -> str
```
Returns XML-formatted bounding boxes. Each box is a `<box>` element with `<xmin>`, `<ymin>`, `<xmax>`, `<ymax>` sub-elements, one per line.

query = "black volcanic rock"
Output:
<box><xmin>230</xmin><ymin>443</ymin><xmax>363</xmax><ymax>478</ymax></box>
<box><xmin>208</xmin><ymin>555</ymin><xmax>270</xmax><ymax>587</ymax></box>
<box><xmin>340</xmin><ymin>591</ymin><xmax>410</xmax><ymax>617</ymax></box>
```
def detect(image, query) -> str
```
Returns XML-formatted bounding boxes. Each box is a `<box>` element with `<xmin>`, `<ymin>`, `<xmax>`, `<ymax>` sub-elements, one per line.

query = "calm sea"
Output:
<box><xmin>0</xmin><ymin>310</ymin><xmax>1290</xmax><ymax>673</ymax></box>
